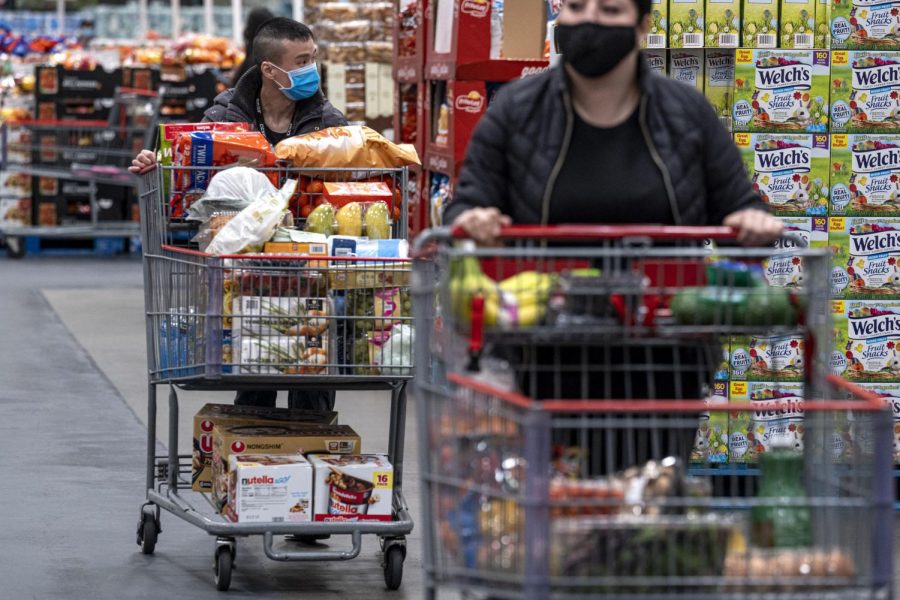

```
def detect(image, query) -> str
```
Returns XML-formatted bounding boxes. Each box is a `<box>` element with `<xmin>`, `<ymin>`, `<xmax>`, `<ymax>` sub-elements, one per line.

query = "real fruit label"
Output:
<box><xmin>733</xmin><ymin>50</ymin><xmax>830</xmax><ymax>133</ymax></box>
<box><xmin>705</xmin><ymin>50</ymin><xmax>736</xmax><ymax>131</ymax></box>
<box><xmin>669</xmin><ymin>50</ymin><xmax>704</xmax><ymax>91</ymax></box>
<box><xmin>763</xmin><ymin>216</ymin><xmax>829</xmax><ymax>286</ymax></box>
<box><xmin>735</xmin><ymin>133</ymin><xmax>830</xmax><ymax>216</ymax></box>
<box><xmin>645</xmin><ymin>0</ymin><xmax>669</xmax><ymax>48</ymax></box>
<box><xmin>730</xmin><ymin>332</ymin><xmax>807</xmax><ymax>381</ymax></box>
<box><xmin>730</xmin><ymin>381</ymin><xmax>805</xmax><ymax>462</ymax></box>
<box><xmin>706</xmin><ymin>0</ymin><xmax>741</xmax><ymax>46</ymax></box>
<box><xmin>830</xmin><ymin>134</ymin><xmax>900</xmax><ymax>216</ymax></box>
<box><xmin>669</xmin><ymin>0</ymin><xmax>705</xmax><ymax>48</ymax></box>
<box><xmin>830</xmin><ymin>51</ymin><xmax>900</xmax><ymax>134</ymax></box>
<box><xmin>830</xmin><ymin>216</ymin><xmax>900</xmax><ymax>297</ymax></box>
<box><xmin>830</xmin><ymin>0</ymin><xmax>900</xmax><ymax>50</ymax></box>
<box><xmin>691</xmin><ymin>381</ymin><xmax>729</xmax><ymax>464</ymax></box>
<box><xmin>780</xmin><ymin>0</ymin><xmax>816</xmax><ymax>48</ymax></box>
<box><xmin>831</xmin><ymin>300</ymin><xmax>900</xmax><ymax>379</ymax></box>
<box><xmin>742</xmin><ymin>0</ymin><xmax>780</xmax><ymax>47</ymax></box>
<box><xmin>643</xmin><ymin>50</ymin><xmax>668</xmax><ymax>75</ymax></box>
<box><xmin>848</xmin><ymin>383</ymin><xmax>900</xmax><ymax>463</ymax></box>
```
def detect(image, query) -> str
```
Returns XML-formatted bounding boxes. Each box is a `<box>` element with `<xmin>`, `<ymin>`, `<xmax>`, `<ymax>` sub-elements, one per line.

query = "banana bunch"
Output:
<box><xmin>449</xmin><ymin>255</ymin><xmax>502</xmax><ymax>328</ymax></box>
<box><xmin>498</xmin><ymin>271</ymin><xmax>557</xmax><ymax>327</ymax></box>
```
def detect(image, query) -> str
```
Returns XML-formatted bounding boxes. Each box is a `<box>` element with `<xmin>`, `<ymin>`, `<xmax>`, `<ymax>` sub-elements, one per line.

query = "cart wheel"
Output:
<box><xmin>214</xmin><ymin>546</ymin><xmax>233</xmax><ymax>591</ymax></box>
<box><xmin>383</xmin><ymin>545</ymin><xmax>404</xmax><ymax>590</ymax></box>
<box><xmin>138</xmin><ymin>513</ymin><xmax>157</xmax><ymax>555</ymax></box>
<box><xmin>5</xmin><ymin>237</ymin><xmax>24</xmax><ymax>259</ymax></box>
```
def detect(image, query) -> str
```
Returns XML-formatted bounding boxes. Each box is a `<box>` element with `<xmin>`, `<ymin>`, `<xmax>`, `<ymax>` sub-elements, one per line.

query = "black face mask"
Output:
<box><xmin>555</xmin><ymin>22</ymin><xmax>637</xmax><ymax>78</ymax></box>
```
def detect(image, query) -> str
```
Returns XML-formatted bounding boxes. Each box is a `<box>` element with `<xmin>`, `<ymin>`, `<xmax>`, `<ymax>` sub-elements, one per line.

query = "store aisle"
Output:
<box><xmin>0</xmin><ymin>257</ymin><xmax>424</xmax><ymax>599</ymax></box>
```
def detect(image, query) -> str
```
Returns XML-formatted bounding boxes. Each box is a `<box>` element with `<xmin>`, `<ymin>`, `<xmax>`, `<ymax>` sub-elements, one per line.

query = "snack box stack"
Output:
<box><xmin>308</xmin><ymin>454</ymin><xmax>394</xmax><ymax>522</ymax></box>
<box><xmin>226</xmin><ymin>454</ymin><xmax>314</xmax><ymax>524</ymax></box>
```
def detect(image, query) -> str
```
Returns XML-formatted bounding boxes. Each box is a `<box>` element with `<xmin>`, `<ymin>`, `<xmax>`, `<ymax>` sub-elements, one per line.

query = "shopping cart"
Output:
<box><xmin>135</xmin><ymin>163</ymin><xmax>414</xmax><ymax>591</ymax></box>
<box><xmin>411</xmin><ymin>225</ymin><xmax>894</xmax><ymax>600</ymax></box>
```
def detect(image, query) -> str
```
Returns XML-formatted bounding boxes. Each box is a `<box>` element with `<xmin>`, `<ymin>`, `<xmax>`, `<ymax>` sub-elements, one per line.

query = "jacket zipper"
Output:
<box><xmin>541</xmin><ymin>88</ymin><xmax>575</xmax><ymax>226</ymax></box>
<box><xmin>638</xmin><ymin>95</ymin><xmax>682</xmax><ymax>225</ymax></box>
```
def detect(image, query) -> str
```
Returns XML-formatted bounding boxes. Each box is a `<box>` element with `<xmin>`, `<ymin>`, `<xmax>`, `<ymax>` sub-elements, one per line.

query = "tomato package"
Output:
<box><xmin>173</xmin><ymin>131</ymin><xmax>276</xmax><ymax>201</ymax></box>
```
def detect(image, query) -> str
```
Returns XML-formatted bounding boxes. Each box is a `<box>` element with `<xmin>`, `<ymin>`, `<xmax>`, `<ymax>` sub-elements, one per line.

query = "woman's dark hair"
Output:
<box><xmin>243</xmin><ymin>7</ymin><xmax>275</xmax><ymax>47</ymax></box>
<box><xmin>253</xmin><ymin>17</ymin><xmax>316</xmax><ymax>66</ymax></box>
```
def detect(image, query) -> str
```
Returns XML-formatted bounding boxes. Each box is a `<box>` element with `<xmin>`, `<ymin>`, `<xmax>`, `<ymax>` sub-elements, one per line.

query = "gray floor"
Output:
<box><xmin>0</xmin><ymin>257</ymin><xmax>427</xmax><ymax>599</ymax></box>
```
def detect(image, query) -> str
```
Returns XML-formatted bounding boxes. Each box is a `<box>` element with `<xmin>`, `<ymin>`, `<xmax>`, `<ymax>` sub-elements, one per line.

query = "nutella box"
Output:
<box><xmin>309</xmin><ymin>454</ymin><xmax>394</xmax><ymax>522</ymax></box>
<box><xmin>191</xmin><ymin>403</ymin><xmax>337</xmax><ymax>493</ymax></box>
<box><xmin>226</xmin><ymin>454</ymin><xmax>313</xmax><ymax>523</ymax></box>
<box><xmin>212</xmin><ymin>423</ymin><xmax>361</xmax><ymax>511</ymax></box>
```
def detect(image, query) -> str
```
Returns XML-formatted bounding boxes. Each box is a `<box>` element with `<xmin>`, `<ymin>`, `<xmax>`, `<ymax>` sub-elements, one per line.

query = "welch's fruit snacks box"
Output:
<box><xmin>829</xmin><ymin>217</ymin><xmax>900</xmax><ymax>297</ymax></box>
<box><xmin>830</xmin><ymin>134</ymin><xmax>900</xmax><ymax>216</ymax></box>
<box><xmin>691</xmin><ymin>381</ymin><xmax>729</xmax><ymax>464</ymax></box>
<box><xmin>729</xmin><ymin>381</ymin><xmax>805</xmax><ymax>463</ymax></box>
<box><xmin>848</xmin><ymin>382</ymin><xmax>900</xmax><ymax>463</ymax></box>
<box><xmin>705</xmin><ymin>0</ymin><xmax>740</xmax><ymax>46</ymax></box>
<box><xmin>669</xmin><ymin>50</ymin><xmax>704</xmax><ymax>91</ymax></box>
<box><xmin>743</xmin><ymin>0</ymin><xmax>779</xmax><ymax>47</ymax></box>
<box><xmin>669</xmin><ymin>0</ymin><xmax>704</xmax><ymax>48</ymax></box>
<box><xmin>780</xmin><ymin>0</ymin><xmax>816</xmax><ymax>48</ymax></box>
<box><xmin>643</xmin><ymin>50</ymin><xmax>668</xmax><ymax>75</ymax></box>
<box><xmin>733</xmin><ymin>50</ymin><xmax>830</xmax><ymax>133</ymax></box>
<box><xmin>831</xmin><ymin>299</ymin><xmax>900</xmax><ymax>380</ymax></box>
<box><xmin>831</xmin><ymin>51</ymin><xmax>900</xmax><ymax>134</ymax></box>
<box><xmin>830</xmin><ymin>0</ymin><xmax>900</xmax><ymax>50</ymax></box>
<box><xmin>730</xmin><ymin>332</ymin><xmax>807</xmax><ymax>381</ymax></box>
<box><xmin>735</xmin><ymin>133</ymin><xmax>830</xmax><ymax>216</ymax></box>
<box><xmin>645</xmin><ymin>0</ymin><xmax>669</xmax><ymax>48</ymax></box>
<box><xmin>763</xmin><ymin>216</ymin><xmax>829</xmax><ymax>286</ymax></box>
<box><xmin>815</xmin><ymin>0</ymin><xmax>830</xmax><ymax>48</ymax></box>
<box><xmin>705</xmin><ymin>50</ymin><xmax>736</xmax><ymax>131</ymax></box>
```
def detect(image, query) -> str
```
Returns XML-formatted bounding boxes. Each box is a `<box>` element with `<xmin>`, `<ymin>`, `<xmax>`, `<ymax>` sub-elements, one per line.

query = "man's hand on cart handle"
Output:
<box><xmin>129</xmin><ymin>149</ymin><xmax>157</xmax><ymax>174</ymax></box>
<box><xmin>723</xmin><ymin>209</ymin><xmax>784</xmax><ymax>247</ymax></box>
<box><xmin>452</xmin><ymin>207</ymin><xmax>512</xmax><ymax>246</ymax></box>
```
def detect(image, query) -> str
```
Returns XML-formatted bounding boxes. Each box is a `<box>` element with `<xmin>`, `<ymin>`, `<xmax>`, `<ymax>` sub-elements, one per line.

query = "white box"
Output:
<box><xmin>309</xmin><ymin>454</ymin><xmax>394</xmax><ymax>522</ymax></box>
<box><xmin>226</xmin><ymin>454</ymin><xmax>313</xmax><ymax>523</ymax></box>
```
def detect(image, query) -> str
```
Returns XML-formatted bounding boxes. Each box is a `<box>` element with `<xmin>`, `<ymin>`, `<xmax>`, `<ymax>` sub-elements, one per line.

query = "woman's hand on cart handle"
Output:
<box><xmin>723</xmin><ymin>208</ymin><xmax>784</xmax><ymax>247</ymax></box>
<box><xmin>452</xmin><ymin>207</ymin><xmax>512</xmax><ymax>246</ymax></box>
<box><xmin>129</xmin><ymin>149</ymin><xmax>157</xmax><ymax>175</ymax></box>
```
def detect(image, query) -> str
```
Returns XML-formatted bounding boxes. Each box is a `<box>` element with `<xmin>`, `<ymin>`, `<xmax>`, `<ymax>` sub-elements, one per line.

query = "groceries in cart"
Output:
<box><xmin>274</xmin><ymin>125</ymin><xmax>420</xmax><ymax>170</ymax></box>
<box><xmin>309</xmin><ymin>454</ymin><xmax>394</xmax><ymax>522</ymax></box>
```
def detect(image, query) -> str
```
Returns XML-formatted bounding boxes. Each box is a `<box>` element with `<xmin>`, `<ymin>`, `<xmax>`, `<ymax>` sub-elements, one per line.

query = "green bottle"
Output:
<box><xmin>751</xmin><ymin>448</ymin><xmax>811</xmax><ymax>548</ymax></box>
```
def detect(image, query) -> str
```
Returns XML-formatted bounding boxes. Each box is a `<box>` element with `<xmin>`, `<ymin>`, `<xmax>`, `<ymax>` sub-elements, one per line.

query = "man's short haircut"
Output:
<box><xmin>253</xmin><ymin>18</ymin><xmax>315</xmax><ymax>65</ymax></box>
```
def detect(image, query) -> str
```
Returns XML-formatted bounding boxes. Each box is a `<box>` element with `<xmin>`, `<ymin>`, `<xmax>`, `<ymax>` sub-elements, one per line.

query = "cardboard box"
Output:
<box><xmin>669</xmin><ymin>0</ymin><xmax>705</xmax><ymax>48</ymax></box>
<box><xmin>261</xmin><ymin>242</ymin><xmax>329</xmax><ymax>256</ymax></box>
<box><xmin>730</xmin><ymin>332</ymin><xmax>807</xmax><ymax>381</ymax></box>
<box><xmin>780</xmin><ymin>0</ymin><xmax>816</xmax><ymax>48</ymax></box>
<box><xmin>645</xmin><ymin>0</ymin><xmax>669</xmax><ymax>48</ymax></box>
<box><xmin>742</xmin><ymin>0</ymin><xmax>779</xmax><ymax>48</ymax></box>
<box><xmin>669</xmin><ymin>50</ymin><xmax>704</xmax><ymax>91</ymax></box>
<box><xmin>644</xmin><ymin>50</ymin><xmax>667</xmax><ymax>75</ymax></box>
<box><xmin>814</xmin><ymin>0</ymin><xmax>830</xmax><ymax>48</ymax></box>
<box><xmin>729</xmin><ymin>381</ymin><xmax>805</xmax><ymax>463</ymax></box>
<box><xmin>831</xmin><ymin>299</ymin><xmax>900</xmax><ymax>380</ymax></box>
<box><xmin>192</xmin><ymin>403</ymin><xmax>337</xmax><ymax>493</ymax></box>
<box><xmin>705</xmin><ymin>50</ymin><xmax>736</xmax><ymax>131</ymax></box>
<box><xmin>226</xmin><ymin>454</ymin><xmax>314</xmax><ymax>523</ymax></box>
<box><xmin>830</xmin><ymin>134</ymin><xmax>900</xmax><ymax>216</ymax></box>
<box><xmin>831</xmin><ymin>0</ymin><xmax>900</xmax><ymax>49</ymax></box>
<box><xmin>212</xmin><ymin>423</ymin><xmax>361</xmax><ymax>510</ymax></box>
<box><xmin>763</xmin><ymin>216</ymin><xmax>829</xmax><ymax>286</ymax></box>
<box><xmin>309</xmin><ymin>454</ymin><xmax>394</xmax><ymax>522</ymax></box>
<box><xmin>733</xmin><ymin>49</ymin><xmax>830</xmax><ymax>134</ymax></box>
<box><xmin>829</xmin><ymin>217</ymin><xmax>900</xmax><ymax>298</ymax></box>
<box><xmin>691</xmin><ymin>381</ymin><xmax>729</xmax><ymax>464</ymax></box>
<box><xmin>735</xmin><ymin>133</ymin><xmax>830</xmax><ymax>216</ymax></box>
<box><xmin>848</xmin><ymin>383</ymin><xmax>900</xmax><ymax>464</ymax></box>
<box><xmin>830</xmin><ymin>51</ymin><xmax>900</xmax><ymax>134</ymax></box>
<box><xmin>156</xmin><ymin>122</ymin><xmax>251</xmax><ymax>197</ymax></box>
<box><xmin>500</xmin><ymin>0</ymin><xmax>546</xmax><ymax>60</ymax></box>
<box><xmin>705</xmin><ymin>0</ymin><xmax>740</xmax><ymax>47</ymax></box>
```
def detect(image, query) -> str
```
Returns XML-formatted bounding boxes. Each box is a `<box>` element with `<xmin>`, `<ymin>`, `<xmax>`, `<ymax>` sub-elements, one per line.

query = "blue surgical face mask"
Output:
<box><xmin>270</xmin><ymin>62</ymin><xmax>319</xmax><ymax>101</ymax></box>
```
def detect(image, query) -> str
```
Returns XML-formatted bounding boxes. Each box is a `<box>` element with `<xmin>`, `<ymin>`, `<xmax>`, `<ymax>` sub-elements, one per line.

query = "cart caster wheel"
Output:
<box><xmin>215</xmin><ymin>546</ymin><xmax>233</xmax><ymax>591</ymax></box>
<box><xmin>383</xmin><ymin>545</ymin><xmax>404</xmax><ymax>590</ymax></box>
<box><xmin>5</xmin><ymin>237</ymin><xmax>24</xmax><ymax>259</ymax></box>
<box><xmin>138</xmin><ymin>512</ymin><xmax>157</xmax><ymax>555</ymax></box>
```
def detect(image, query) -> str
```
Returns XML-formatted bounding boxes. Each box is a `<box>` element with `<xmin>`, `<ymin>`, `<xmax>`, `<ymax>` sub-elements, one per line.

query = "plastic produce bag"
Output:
<box><xmin>275</xmin><ymin>126</ymin><xmax>421</xmax><ymax>169</ymax></box>
<box><xmin>372</xmin><ymin>324</ymin><xmax>414</xmax><ymax>375</ymax></box>
<box><xmin>205</xmin><ymin>178</ymin><xmax>296</xmax><ymax>256</ymax></box>
<box><xmin>186</xmin><ymin>166</ymin><xmax>278</xmax><ymax>222</ymax></box>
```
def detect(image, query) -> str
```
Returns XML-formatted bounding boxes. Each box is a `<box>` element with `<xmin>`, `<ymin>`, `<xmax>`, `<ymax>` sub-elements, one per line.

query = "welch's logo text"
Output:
<box><xmin>755</xmin><ymin>147</ymin><xmax>811</xmax><ymax>173</ymax></box>
<box><xmin>849</xmin><ymin>230</ymin><xmax>900</xmax><ymax>256</ymax></box>
<box><xmin>853</xmin><ymin>148</ymin><xmax>900</xmax><ymax>172</ymax></box>
<box><xmin>853</xmin><ymin>64</ymin><xmax>900</xmax><ymax>89</ymax></box>
<box><xmin>752</xmin><ymin>396</ymin><xmax>804</xmax><ymax>419</ymax></box>
<box><xmin>775</xmin><ymin>230</ymin><xmax>810</xmax><ymax>249</ymax></box>
<box><xmin>673</xmin><ymin>56</ymin><xmax>700</xmax><ymax>70</ymax></box>
<box><xmin>755</xmin><ymin>64</ymin><xmax>812</xmax><ymax>89</ymax></box>
<box><xmin>849</xmin><ymin>313</ymin><xmax>900</xmax><ymax>339</ymax></box>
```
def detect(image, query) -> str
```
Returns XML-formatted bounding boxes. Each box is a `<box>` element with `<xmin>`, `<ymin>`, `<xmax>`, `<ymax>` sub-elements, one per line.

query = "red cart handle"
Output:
<box><xmin>450</xmin><ymin>224</ymin><xmax>740</xmax><ymax>241</ymax></box>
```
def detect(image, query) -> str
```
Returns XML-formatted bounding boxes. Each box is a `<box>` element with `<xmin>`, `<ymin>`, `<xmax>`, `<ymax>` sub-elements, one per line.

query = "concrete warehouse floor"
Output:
<box><xmin>2</xmin><ymin>255</ymin><xmax>900</xmax><ymax>599</ymax></box>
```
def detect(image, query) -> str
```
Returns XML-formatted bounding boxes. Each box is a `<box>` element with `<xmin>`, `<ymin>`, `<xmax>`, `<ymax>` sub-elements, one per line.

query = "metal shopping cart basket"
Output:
<box><xmin>134</xmin><ymin>163</ymin><xmax>414</xmax><ymax>591</ymax></box>
<box><xmin>412</xmin><ymin>225</ymin><xmax>894</xmax><ymax>600</ymax></box>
